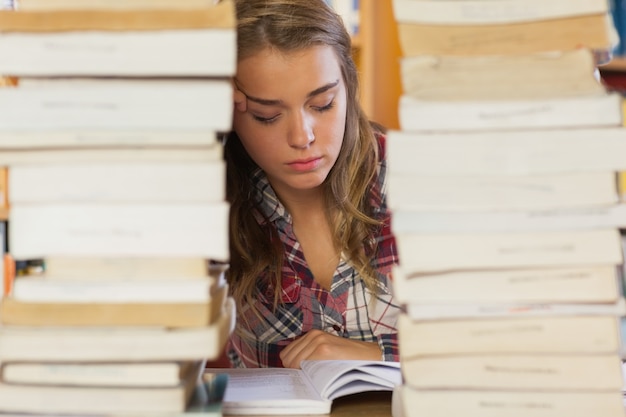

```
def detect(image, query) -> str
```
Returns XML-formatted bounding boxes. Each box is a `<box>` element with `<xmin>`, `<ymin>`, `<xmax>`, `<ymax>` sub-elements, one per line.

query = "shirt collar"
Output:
<box><xmin>251</xmin><ymin>168</ymin><xmax>291</xmax><ymax>226</ymax></box>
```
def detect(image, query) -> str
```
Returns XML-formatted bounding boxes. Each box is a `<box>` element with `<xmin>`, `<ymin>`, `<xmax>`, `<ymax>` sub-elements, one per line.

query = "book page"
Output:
<box><xmin>300</xmin><ymin>360</ymin><xmax>401</xmax><ymax>401</ymax></box>
<box><xmin>205</xmin><ymin>368</ymin><xmax>330</xmax><ymax>415</ymax></box>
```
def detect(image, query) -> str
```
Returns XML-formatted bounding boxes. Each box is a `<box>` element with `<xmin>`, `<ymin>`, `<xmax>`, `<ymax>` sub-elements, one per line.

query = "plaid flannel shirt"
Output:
<box><xmin>227</xmin><ymin>134</ymin><xmax>400</xmax><ymax>367</ymax></box>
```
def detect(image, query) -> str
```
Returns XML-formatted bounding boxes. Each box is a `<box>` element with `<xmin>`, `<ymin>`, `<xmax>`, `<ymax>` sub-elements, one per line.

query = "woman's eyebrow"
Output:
<box><xmin>306</xmin><ymin>79</ymin><xmax>340</xmax><ymax>99</ymax></box>
<box><xmin>234</xmin><ymin>79</ymin><xmax>339</xmax><ymax>106</ymax></box>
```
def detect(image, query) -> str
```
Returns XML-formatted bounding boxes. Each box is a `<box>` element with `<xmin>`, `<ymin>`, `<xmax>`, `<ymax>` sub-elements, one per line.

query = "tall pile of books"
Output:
<box><xmin>387</xmin><ymin>1</ymin><xmax>626</xmax><ymax>416</ymax></box>
<box><xmin>0</xmin><ymin>0</ymin><xmax>235</xmax><ymax>414</ymax></box>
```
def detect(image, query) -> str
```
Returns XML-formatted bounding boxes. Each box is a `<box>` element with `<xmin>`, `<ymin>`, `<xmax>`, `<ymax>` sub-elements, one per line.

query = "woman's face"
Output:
<box><xmin>232</xmin><ymin>45</ymin><xmax>347</xmax><ymax>198</ymax></box>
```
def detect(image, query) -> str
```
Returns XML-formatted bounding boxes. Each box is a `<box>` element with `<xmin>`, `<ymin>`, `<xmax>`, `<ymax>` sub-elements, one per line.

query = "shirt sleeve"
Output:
<box><xmin>378</xmin><ymin>332</ymin><xmax>400</xmax><ymax>362</ymax></box>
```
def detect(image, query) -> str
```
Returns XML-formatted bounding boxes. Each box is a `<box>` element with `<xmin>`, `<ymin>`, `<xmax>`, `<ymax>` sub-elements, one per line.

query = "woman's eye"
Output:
<box><xmin>314</xmin><ymin>100</ymin><xmax>335</xmax><ymax>113</ymax></box>
<box><xmin>252</xmin><ymin>114</ymin><xmax>279</xmax><ymax>124</ymax></box>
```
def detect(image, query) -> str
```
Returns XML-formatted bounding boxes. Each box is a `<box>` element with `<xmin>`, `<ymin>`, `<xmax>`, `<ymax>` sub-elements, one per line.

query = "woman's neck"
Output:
<box><xmin>272</xmin><ymin>184</ymin><xmax>339</xmax><ymax>290</ymax></box>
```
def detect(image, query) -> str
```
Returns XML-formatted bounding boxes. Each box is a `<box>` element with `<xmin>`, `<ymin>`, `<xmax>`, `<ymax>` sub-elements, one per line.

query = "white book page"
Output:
<box><xmin>301</xmin><ymin>360</ymin><xmax>401</xmax><ymax>401</ymax></box>
<box><xmin>209</xmin><ymin>368</ymin><xmax>330</xmax><ymax>415</ymax></box>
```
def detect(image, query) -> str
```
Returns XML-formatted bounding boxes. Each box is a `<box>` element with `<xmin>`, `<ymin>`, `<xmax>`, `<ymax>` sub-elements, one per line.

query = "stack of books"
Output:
<box><xmin>621</xmin><ymin>102</ymin><xmax>626</xmax><ymax>205</ymax></box>
<box><xmin>0</xmin><ymin>0</ymin><xmax>235</xmax><ymax>415</ymax></box>
<box><xmin>388</xmin><ymin>1</ymin><xmax>626</xmax><ymax>416</ymax></box>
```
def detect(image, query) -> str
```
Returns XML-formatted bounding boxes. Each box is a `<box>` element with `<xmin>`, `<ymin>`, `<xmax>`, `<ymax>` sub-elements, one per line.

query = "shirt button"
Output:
<box><xmin>332</xmin><ymin>324</ymin><xmax>342</xmax><ymax>332</ymax></box>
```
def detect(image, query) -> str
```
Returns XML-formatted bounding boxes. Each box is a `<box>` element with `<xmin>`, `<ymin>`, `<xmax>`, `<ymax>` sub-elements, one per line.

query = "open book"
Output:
<box><xmin>205</xmin><ymin>360</ymin><xmax>401</xmax><ymax>415</ymax></box>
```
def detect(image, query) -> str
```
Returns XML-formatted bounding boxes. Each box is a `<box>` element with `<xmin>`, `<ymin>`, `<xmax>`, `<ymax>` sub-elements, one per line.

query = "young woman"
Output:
<box><xmin>223</xmin><ymin>0</ymin><xmax>400</xmax><ymax>368</ymax></box>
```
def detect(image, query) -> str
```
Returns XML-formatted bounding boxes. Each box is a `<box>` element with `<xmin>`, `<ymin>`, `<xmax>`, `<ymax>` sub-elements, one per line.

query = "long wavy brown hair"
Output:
<box><xmin>224</xmin><ymin>0</ymin><xmax>383</xmax><ymax>314</ymax></box>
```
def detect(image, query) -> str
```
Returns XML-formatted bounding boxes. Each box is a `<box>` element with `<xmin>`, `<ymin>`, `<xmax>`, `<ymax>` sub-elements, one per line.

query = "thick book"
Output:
<box><xmin>391</xmin><ymin>204</ymin><xmax>626</xmax><ymax>234</ymax></box>
<box><xmin>393</xmin><ymin>386</ymin><xmax>626</xmax><ymax>417</ymax></box>
<box><xmin>0</xmin><ymin>78</ymin><xmax>233</xmax><ymax>131</ymax></box>
<box><xmin>0</xmin><ymin>29</ymin><xmax>235</xmax><ymax>77</ymax></box>
<box><xmin>0</xmin><ymin>2</ymin><xmax>233</xmax><ymax>31</ymax></box>
<box><xmin>398</xmin><ymin>314</ymin><xmax>621</xmax><ymax>357</ymax></box>
<box><xmin>386</xmin><ymin>127</ymin><xmax>626</xmax><ymax>176</ymax></box>
<box><xmin>392</xmin><ymin>264</ymin><xmax>622</xmax><ymax>304</ymax></box>
<box><xmin>405</xmin><ymin>299</ymin><xmax>626</xmax><ymax>320</ymax></box>
<box><xmin>2</xmin><ymin>359</ymin><xmax>202</xmax><ymax>387</ymax></box>
<box><xmin>396</xmin><ymin>229</ymin><xmax>624</xmax><ymax>273</ymax></box>
<box><xmin>0</xmin><ymin>360</ymin><xmax>203</xmax><ymax>415</ymax></box>
<box><xmin>0</xmin><ymin>130</ymin><xmax>222</xmax><ymax>148</ymax></box>
<box><xmin>399</xmin><ymin>92</ymin><xmax>624</xmax><ymax>132</ymax></box>
<box><xmin>42</xmin><ymin>256</ymin><xmax>211</xmax><ymax>280</ymax></box>
<box><xmin>392</xmin><ymin>0</ymin><xmax>609</xmax><ymax>25</ymax></box>
<box><xmin>387</xmin><ymin>171</ymin><xmax>618</xmax><ymax>211</ymax></box>
<box><xmin>400</xmin><ymin>49</ymin><xmax>605</xmax><ymax>101</ymax></box>
<box><xmin>8</xmin><ymin>202</ymin><xmax>230</xmax><ymax>260</ymax></box>
<box><xmin>0</xmin><ymin>298</ymin><xmax>219</xmax><ymax>327</ymax></box>
<box><xmin>397</xmin><ymin>13</ymin><xmax>615</xmax><ymax>56</ymax></box>
<box><xmin>9</xmin><ymin>161</ymin><xmax>225</xmax><ymax>203</ymax></box>
<box><xmin>206</xmin><ymin>360</ymin><xmax>401</xmax><ymax>415</ymax></box>
<box><xmin>0</xmin><ymin>279</ymin><xmax>227</xmax><ymax>327</ymax></box>
<box><xmin>10</xmin><ymin>275</ymin><xmax>216</xmax><ymax>302</ymax></box>
<box><xmin>0</xmin><ymin>297</ymin><xmax>233</xmax><ymax>362</ymax></box>
<box><xmin>0</xmin><ymin>1</ymin><xmax>235</xmax><ymax>76</ymax></box>
<box><xmin>0</xmin><ymin>147</ymin><xmax>223</xmax><ymax>165</ymax></box>
<box><xmin>403</xmin><ymin>353</ymin><xmax>623</xmax><ymax>391</ymax></box>
<box><xmin>14</xmin><ymin>0</ymin><xmax>220</xmax><ymax>10</ymax></box>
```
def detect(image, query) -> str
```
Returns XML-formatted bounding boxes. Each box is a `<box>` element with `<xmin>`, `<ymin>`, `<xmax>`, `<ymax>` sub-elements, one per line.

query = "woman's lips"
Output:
<box><xmin>287</xmin><ymin>157</ymin><xmax>322</xmax><ymax>172</ymax></box>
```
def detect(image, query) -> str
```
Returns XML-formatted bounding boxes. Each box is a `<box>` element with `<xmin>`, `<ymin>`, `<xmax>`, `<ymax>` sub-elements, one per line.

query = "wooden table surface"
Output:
<box><xmin>330</xmin><ymin>391</ymin><xmax>393</xmax><ymax>417</ymax></box>
<box><xmin>228</xmin><ymin>391</ymin><xmax>394</xmax><ymax>417</ymax></box>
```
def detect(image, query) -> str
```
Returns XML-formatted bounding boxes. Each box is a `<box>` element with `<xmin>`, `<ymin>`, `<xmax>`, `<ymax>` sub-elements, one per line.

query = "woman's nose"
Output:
<box><xmin>288</xmin><ymin>112</ymin><xmax>315</xmax><ymax>148</ymax></box>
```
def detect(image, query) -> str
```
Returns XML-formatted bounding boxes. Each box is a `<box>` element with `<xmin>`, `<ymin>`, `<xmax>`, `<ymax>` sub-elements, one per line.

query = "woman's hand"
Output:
<box><xmin>279</xmin><ymin>329</ymin><xmax>382</xmax><ymax>369</ymax></box>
